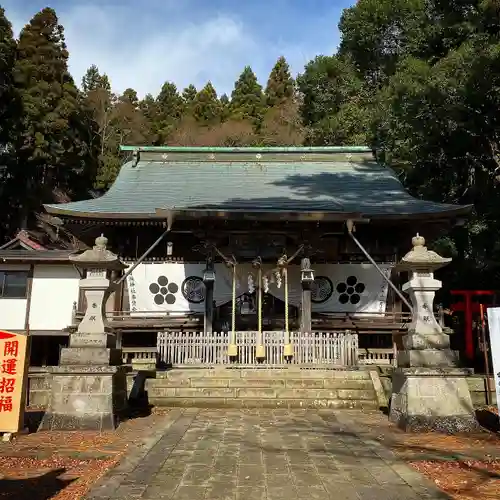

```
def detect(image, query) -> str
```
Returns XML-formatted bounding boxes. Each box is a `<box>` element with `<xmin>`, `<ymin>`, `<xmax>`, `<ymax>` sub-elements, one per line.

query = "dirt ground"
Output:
<box><xmin>0</xmin><ymin>408</ymin><xmax>171</xmax><ymax>500</ymax></box>
<box><xmin>349</xmin><ymin>406</ymin><xmax>500</xmax><ymax>500</ymax></box>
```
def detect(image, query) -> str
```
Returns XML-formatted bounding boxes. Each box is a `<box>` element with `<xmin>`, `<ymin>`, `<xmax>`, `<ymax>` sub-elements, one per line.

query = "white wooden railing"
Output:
<box><xmin>357</xmin><ymin>347</ymin><xmax>397</xmax><ymax>366</ymax></box>
<box><xmin>122</xmin><ymin>347</ymin><xmax>158</xmax><ymax>365</ymax></box>
<box><xmin>157</xmin><ymin>331</ymin><xmax>359</xmax><ymax>367</ymax></box>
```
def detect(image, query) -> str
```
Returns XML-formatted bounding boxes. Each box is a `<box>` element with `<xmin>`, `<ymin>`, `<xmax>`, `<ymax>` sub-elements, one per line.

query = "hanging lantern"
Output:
<box><xmin>300</xmin><ymin>258</ymin><xmax>314</xmax><ymax>284</ymax></box>
<box><xmin>203</xmin><ymin>267</ymin><xmax>215</xmax><ymax>283</ymax></box>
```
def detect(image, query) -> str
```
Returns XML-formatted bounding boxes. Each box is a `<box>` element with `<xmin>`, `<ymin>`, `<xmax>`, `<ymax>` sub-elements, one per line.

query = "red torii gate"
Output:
<box><xmin>450</xmin><ymin>290</ymin><xmax>496</xmax><ymax>360</ymax></box>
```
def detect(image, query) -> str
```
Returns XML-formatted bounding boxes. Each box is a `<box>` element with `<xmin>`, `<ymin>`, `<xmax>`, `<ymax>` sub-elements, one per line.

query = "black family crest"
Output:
<box><xmin>311</xmin><ymin>276</ymin><xmax>334</xmax><ymax>304</ymax></box>
<box><xmin>149</xmin><ymin>275</ymin><xmax>179</xmax><ymax>305</ymax></box>
<box><xmin>181</xmin><ymin>276</ymin><xmax>205</xmax><ymax>304</ymax></box>
<box><xmin>336</xmin><ymin>275</ymin><xmax>366</xmax><ymax>305</ymax></box>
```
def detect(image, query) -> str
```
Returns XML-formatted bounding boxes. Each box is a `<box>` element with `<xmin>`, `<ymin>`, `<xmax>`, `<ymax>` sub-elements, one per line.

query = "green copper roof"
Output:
<box><xmin>44</xmin><ymin>146</ymin><xmax>471</xmax><ymax>220</ymax></box>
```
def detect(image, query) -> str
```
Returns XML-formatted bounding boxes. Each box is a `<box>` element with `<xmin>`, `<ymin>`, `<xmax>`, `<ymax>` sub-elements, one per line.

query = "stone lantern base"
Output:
<box><xmin>39</xmin><ymin>364</ymin><xmax>128</xmax><ymax>431</ymax></box>
<box><xmin>39</xmin><ymin>332</ymin><xmax>128</xmax><ymax>432</ymax></box>
<box><xmin>389</xmin><ymin>367</ymin><xmax>479</xmax><ymax>433</ymax></box>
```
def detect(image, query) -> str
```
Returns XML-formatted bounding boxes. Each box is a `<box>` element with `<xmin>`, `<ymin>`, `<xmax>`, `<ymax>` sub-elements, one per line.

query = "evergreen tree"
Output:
<box><xmin>230</xmin><ymin>66</ymin><xmax>265</xmax><ymax>123</ymax></box>
<box><xmin>265</xmin><ymin>56</ymin><xmax>294</xmax><ymax>106</ymax></box>
<box><xmin>193</xmin><ymin>82</ymin><xmax>221</xmax><ymax>123</ymax></box>
<box><xmin>82</xmin><ymin>64</ymin><xmax>111</xmax><ymax>95</ymax></box>
<box><xmin>149</xmin><ymin>81</ymin><xmax>183</xmax><ymax>143</ymax></box>
<box><xmin>219</xmin><ymin>93</ymin><xmax>230</xmax><ymax>121</ymax></box>
<box><xmin>0</xmin><ymin>7</ymin><xmax>17</xmax><ymax>149</ymax></box>
<box><xmin>140</xmin><ymin>93</ymin><xmax>158</xmax><ymax>126</ymax></box>
<box><xmin>156</xmin><ymin>81</ymin><xmax>183</xmax><ymax>121</ymax></box>
<box><xmin>182</xmin><ymin>84</ymin><xmax>197</xmax><ymax>106</ymax></box>
<box><xmin>140</xmin><ymin>93</ymin><xmax>164</xmax><ymax>145</ymax></box>
<box><xmin>120</xmin><ymin>88</ymin><xmax>139</xmax><ymax>107</ymax></box>
<box><xmin>13</xmin><ymin>7</ymin><xmax>97</xmax><ymax>226</ymax></box>
<box><xmin>0</xmin><ymin>7</ymin><xmax>19</xmax><ymax>239</ymax></box>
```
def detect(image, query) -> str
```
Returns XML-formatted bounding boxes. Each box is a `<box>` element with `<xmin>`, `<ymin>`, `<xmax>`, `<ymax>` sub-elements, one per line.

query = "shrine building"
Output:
<box><xmin>0</xmin><ymin>146</ymin><xmax>470</xmax><ymax>371</ymax></box>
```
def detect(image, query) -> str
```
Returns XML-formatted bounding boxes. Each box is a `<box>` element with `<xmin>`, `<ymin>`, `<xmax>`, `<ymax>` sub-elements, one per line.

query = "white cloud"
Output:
<box><xmin>5</xmin><ymin>2</ymin><xmax>339</xmax><ymax>98</ymax></box>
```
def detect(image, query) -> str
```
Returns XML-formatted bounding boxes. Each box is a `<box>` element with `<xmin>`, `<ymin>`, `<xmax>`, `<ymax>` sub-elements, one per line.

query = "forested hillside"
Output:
<box><xmin>1</xmin><ymin>2</ymin><xmax>499</xmax><ymax>289</ymax></box>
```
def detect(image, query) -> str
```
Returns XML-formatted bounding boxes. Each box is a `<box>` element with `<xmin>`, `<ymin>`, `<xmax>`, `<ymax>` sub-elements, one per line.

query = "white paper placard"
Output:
<box><xmin>486</xmin><ymin>307</ymin><xmax>500</xmax><ymax>411</ymax></box>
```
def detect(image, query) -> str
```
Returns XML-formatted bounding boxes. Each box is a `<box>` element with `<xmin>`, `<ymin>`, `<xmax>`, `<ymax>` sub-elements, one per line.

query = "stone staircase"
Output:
<box><xmin>143</xmin><ymin>368</ymin><xmax>381</xmax><ymax>409</ymax></box>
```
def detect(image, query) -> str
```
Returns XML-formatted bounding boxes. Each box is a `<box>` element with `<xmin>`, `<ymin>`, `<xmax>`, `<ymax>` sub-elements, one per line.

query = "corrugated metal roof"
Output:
<box><xmin>44</xmin><ymin>147</ymin><xmax>470</xmax><ymax>220</ymax></box>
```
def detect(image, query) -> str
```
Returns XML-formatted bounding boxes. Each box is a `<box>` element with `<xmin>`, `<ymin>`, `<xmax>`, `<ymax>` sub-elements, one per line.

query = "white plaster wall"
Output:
<box><xmin>29</xmin><ymin>264</ymin><xmax>80</xmax><ymax>330</ymax></box>
<box><xmin>0</xmin><ymin>299</ymin><xmax>27</xmax><ymax>330</ymax></box>
<box><xmin>0</xmin><ymin>264</ymin><xmax>29</xmax><ymax>330</ymax></box>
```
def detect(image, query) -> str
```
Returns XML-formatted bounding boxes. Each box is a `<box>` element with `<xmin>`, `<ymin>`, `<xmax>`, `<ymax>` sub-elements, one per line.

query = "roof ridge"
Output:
<box><xmin>120</xmin><ymin>145</ymin><xmax>372</xmax><ymax>154</ymax></box>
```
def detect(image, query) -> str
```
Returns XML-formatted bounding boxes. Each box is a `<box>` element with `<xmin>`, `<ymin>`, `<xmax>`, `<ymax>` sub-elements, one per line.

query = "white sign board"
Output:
<box><xmin>486</xmin><ymin>307</ymin><xmax>500</xmax><ymax>411</ymax></box>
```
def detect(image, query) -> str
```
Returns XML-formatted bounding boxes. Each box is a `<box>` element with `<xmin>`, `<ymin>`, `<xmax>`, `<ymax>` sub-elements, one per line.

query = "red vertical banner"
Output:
<box><xmin>0</xmin><ymin>330</ymin><xmax>29</xmax><ymax>434</ymax></box>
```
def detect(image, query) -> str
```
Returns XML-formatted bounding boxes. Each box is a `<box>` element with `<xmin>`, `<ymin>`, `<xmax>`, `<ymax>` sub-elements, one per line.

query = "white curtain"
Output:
<box><xmin>262</xmin><ymin>263</ymin><xmax>393</xmax><ymax>315</ymax></box>
<box><xmin>126</xmin><ymin>262</ymin><xmax>394</xmax><ymax>317</ymax></box>
<box><xmin>127</xmin><ymin>262</ymin><xmax>248</xmax><ymax>317</ymax></box>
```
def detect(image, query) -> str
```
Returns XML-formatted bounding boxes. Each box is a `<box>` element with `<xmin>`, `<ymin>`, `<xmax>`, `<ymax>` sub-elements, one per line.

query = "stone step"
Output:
<box><xmin>143</xmin><ymin>368</ymin><xmax>379</xmax><ymax>409</ymax></box>
<box><xmin>150</xmin><ymin>377</ymin><xmax>374</xmax><ymax>390</ymax></box>
<box><xmin>147</xmin><ymin>396</ymin><xmax>379</xmax><ymax>410</ymax></box>
<box><xmin>156</xmin><ymin>368</ymin><xmax>372</xmax><ymax>380</ymax></box>
<box><xmin>147</xmin><ymin>386</ymin><xmax>376</xmax><ymax>400</ymax></box>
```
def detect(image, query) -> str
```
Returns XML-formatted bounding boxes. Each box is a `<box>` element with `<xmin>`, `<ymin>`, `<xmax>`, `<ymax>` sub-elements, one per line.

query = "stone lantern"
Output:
<box><xmin>40</xmin><ymin>235</ymin><xmax>128</xmax><ymax>431</ymax></box>
<box><xmin>397</xmin><ymin>233</ymin><xmax>454</xmax><ymax>366</ymax></box>
<box><xmin>389</xmin><ymin>234</ymin><xmax>478</xmax><ymax>433</ymax></box>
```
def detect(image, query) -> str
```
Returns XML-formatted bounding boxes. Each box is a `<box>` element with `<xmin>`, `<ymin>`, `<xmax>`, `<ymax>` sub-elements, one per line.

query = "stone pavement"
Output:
<box><xmin>85</xmin><ymin>408</ymin><xmax>449</xmax><ymax>500</ymax></box>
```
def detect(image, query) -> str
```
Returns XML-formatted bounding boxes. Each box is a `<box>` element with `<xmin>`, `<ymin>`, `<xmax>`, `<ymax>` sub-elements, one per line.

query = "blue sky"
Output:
<box><xmin>3</xmin><ymin>0</ymin><xmax>355</xmax><ymax>98</ymax></box>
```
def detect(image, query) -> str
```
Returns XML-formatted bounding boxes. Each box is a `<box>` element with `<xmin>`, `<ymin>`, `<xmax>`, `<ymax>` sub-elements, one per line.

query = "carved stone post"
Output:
<box><xmin>40</xmin><ymin>235</ymin><xmax>128</xmax><ymax>431</ymax></box>
<box><xmin>389</xmin><ymin>235</ymin><xmax>478</xmax><ymax>433</ymax></box>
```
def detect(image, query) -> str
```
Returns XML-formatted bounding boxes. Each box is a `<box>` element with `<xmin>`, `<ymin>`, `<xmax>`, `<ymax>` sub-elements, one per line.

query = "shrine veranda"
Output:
<box><xmin>0</xmin><ymin>146</ymin><xmax>471</xmax><ymax>370</ymax></box>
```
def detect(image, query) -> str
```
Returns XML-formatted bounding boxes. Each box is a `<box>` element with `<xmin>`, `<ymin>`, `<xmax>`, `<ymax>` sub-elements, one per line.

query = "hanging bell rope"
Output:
<box><xmin>283</xmin><ymin>266</ymin><xmax>293</xmax><ymax>358</ymax></box>
<box><xmin>227</xmin><ymin>262</ymin><xmax>238</xmax><ymax>358</ymax></box>
<box><xmin>256</xmin><ymin>264</ymin><xmax>265</xmax><ymax>360</ymax></box>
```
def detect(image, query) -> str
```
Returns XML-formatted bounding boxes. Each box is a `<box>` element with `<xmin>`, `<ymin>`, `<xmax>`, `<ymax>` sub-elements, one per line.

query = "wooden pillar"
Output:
<box><xmin>204</xmin><ymin>257</ymin><xmax>214</xmax><ymax>335</ymax></box>
<box><xmin>204</xmin><ymin>284</ymin><xmax>214</xmax><ymax>334</ymax></box>
<box><xmin>24</xmin><ymin>264</ymin><xmax>34</xmax><ymax>331</ymax></box>
<box><xmin>300</xmin><ymin>258</ymin><xmax>312</xmax><ymax>334</ymax></box>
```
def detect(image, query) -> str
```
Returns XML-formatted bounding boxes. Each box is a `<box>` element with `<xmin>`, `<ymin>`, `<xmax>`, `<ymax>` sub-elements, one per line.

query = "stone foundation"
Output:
<box><xmin>39</xmin><ymin>365</ymin><xmax>128</xmax><ymax>431</ymax></box>
<box><xmin>389</xmin><ymin>367</ymin><xmax>480</xmax><ymax>433</ymax></box>
<box><xmin>27</xmin><ymin>367</ymin><xmax>496</xmax><ymax>412</ymax></box>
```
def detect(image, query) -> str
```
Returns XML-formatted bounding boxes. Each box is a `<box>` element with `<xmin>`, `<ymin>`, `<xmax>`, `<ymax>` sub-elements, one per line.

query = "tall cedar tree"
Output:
<box><xmin>157</xmin><ymin>82</ymin><xmax>183</xmax><ymax>120</ymax></box>
<box><xmin>219</xmin><ymin>93</ymin><xmax>230</xmax><ymax>121</ymax></box>
<box><xmin>121</xmin><ymin>88</ymin><xmax>139</xmax><ymax>107</ymax></box>
<box><xmin>0</xmin><ymin>8</ymin><xmax>19</xmax><ymax>239</ymax></box>
<box><xmin>0</xmin><ymin>8</ymin><xmax>17</xmax><ymax>149</ymax></box>
<box><xmin>140</xmin><ymin>93</ymin><xmax>161</xmax><ymax>143</ymax></box>
<box><xmin>231</xmin><ymin>66</ymin><xmax>265</xmax><ymax>123</ymax></box>
<box><xmin>193</xmin><ymin>82</ymin><xmax>222</xmax><ymax>123</ymax></box>
<box><xmin>82</xmin><ymin>64</ymin><xmax>111</xmax><ymax>94</ymax></box>
<box><xmin>155</xmin><ymin>81</ymin><xmax>184</xmax><ymax>141</ymax></box>
<box><xmin>265</xmin><ymin>56</ymin><xmax>294</xmax><ymax>106</ymax></box>
<box><xmin>13</xmin><ymin>8</ymin><xmax>97</xmax><ymax>227</ymax></box>
<box><xmin>182</xmin><ymin>84</ymin><xmax>197</xmax><ymax>108</ymax></box>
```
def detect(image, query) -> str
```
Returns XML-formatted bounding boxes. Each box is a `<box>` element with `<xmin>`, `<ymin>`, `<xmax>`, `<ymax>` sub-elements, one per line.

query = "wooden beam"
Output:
<box><xmin>204</xmin><ymin>256</ymin><xmax>214</xmax><ymax>335</ymax></box>
<box><xmin>24</xmin><ymin>265</ymin><xmax>34</xmax><ymax>331</ymax></box>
